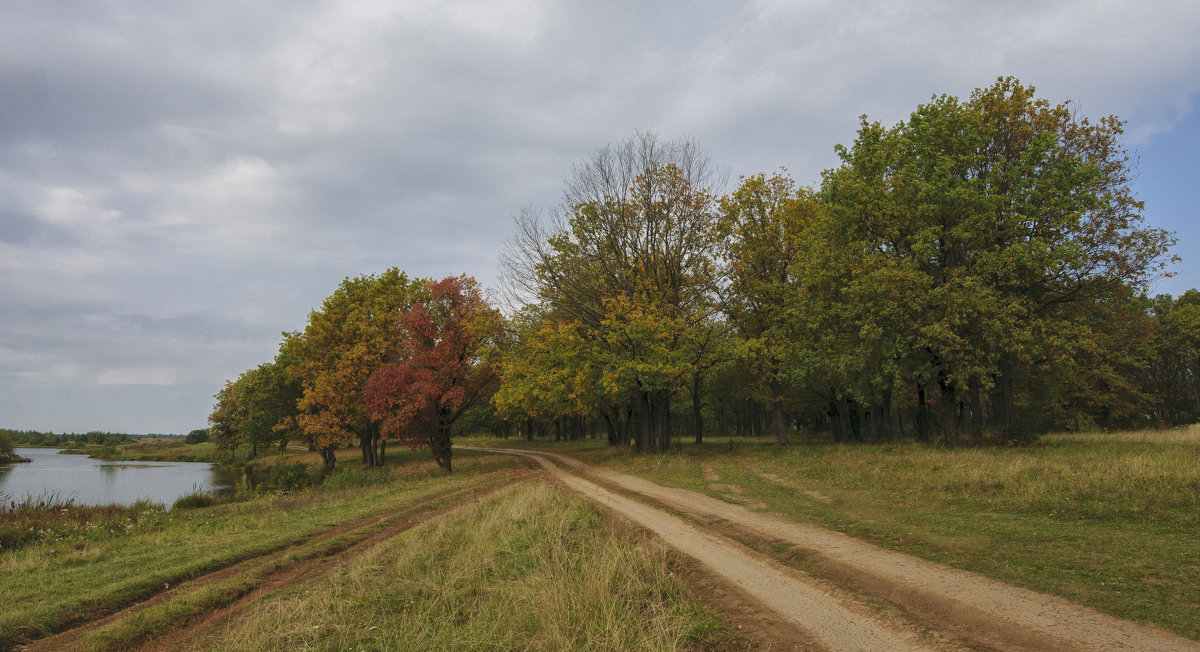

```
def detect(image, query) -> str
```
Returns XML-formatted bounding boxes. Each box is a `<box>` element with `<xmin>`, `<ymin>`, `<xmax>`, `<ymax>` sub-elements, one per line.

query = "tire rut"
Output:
<box><xmin>22</xmin><ymin>468</ymin><xmax>535</xmax><ymax>652</ymax></box>
<box><xmin>466</xmin><ymin>446</ymin><xmax>1200</xmax><ymax>652</ymax></box>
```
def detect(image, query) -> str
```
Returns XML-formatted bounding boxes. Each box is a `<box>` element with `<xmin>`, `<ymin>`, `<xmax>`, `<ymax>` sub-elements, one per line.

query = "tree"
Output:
<box><xmin>292</xmin><ymin>269</ymin><xmax>428</xmax><ymax>470</ymax></box>
<box><xmin>364</xmin><ymin>276</ymin><xmax>504</xmax><ymax>474</ymax></box>
<box><xmin>1142</xmin><ymin>290</ymin><xmax>1200</xmax><ymax>426</ymax></box>
<box><xmin>502</xmin><ymin>132</ymin><xmax>725</xmax><ymax>452</ymax></box>
<box><xmin>184</xmin><ymin>429</ymin><xmax>209</xmax><ymax>444</ymax></box>
<box><xmin>719</xmin><ymin>171</ymin><xmax>820</xmax><ymax>444</ymax></box>
<box><xmin>818</xmin><ymin>77</ymin><xmax>1175</xmax><ymax>443</ymax></box>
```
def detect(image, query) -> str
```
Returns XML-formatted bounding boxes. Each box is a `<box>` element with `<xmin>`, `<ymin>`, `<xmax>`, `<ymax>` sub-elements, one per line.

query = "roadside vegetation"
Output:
<box><xmin>465</xmin><ymin>427</ymin><xmax>1200</xmax><ymax>640</ymax></box>
<box><xmin>204</xmin><ymin>482</ymin><xmax>726</xmax><ymax>651</ymax></box>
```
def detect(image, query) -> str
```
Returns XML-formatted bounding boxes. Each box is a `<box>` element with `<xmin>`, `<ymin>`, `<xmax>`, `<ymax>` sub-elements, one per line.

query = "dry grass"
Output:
<box><xmin>207</xmin><ymin>481</ymin><xmax>726</xmax><ymax>651</ymax></box>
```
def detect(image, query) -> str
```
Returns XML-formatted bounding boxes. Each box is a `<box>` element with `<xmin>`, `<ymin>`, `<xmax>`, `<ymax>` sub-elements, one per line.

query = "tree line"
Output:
<box><xmin>210</xmin><ymin>78</ymin><xmax>1192</xmax><ymax>472</ymax></box>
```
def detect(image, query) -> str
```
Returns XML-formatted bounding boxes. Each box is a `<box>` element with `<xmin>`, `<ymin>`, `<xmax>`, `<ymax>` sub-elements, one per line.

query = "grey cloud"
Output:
<box><xmin>0</xmin><ymin>0</ymin><xmax>1197</xmax><ymax>433</ymax></box>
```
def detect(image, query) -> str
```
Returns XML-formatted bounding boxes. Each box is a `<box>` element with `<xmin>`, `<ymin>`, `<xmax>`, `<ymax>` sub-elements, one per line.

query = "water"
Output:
<box><xmin>0</xmin><ymin>448</ymin><xmax>240</xmax><ymax>507</ymax></box>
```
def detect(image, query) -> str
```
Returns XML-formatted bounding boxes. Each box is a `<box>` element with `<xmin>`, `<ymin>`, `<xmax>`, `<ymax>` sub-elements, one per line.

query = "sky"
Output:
<box><xmin>1</xmin><ymin>1</ymin><xmax>1197</xmax><ymax>435</ymax></box>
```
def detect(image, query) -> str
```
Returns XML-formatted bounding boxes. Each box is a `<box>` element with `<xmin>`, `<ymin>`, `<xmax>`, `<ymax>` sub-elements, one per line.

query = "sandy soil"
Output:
<box><xmin>469</xmin><ymin>446</ymin><xmax>1200</xmax><ymax>652</ymax></box>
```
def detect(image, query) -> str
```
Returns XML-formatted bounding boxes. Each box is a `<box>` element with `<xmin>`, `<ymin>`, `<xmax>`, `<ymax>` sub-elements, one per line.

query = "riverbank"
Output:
<box><xmin>0</xmin><ymin>453</ymin><xmax>31</xmax><ymax>463</ymax></box>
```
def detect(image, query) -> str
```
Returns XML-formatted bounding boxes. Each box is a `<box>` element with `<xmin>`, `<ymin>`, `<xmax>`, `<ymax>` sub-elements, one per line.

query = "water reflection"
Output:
<box><xmin>0</xmin><ymin>448</ymin><xmax>236</xmax><ymax>507</ymax></box>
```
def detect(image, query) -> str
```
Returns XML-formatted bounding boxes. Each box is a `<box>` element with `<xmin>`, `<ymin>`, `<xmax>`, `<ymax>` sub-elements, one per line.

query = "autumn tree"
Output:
<box><xmin>293</xmin><ymin>269</ymin><xmax>428</xmax><ymax>470</ymax></box>
<box><xmin>364</xmin><ymin>276</ymin><xmax>503</xmax><ymax>474</ymax></box>
<box><xmin>502</xmin><ymin>132</ymin><xmax>725</xmax><ymax>452</ymax></box>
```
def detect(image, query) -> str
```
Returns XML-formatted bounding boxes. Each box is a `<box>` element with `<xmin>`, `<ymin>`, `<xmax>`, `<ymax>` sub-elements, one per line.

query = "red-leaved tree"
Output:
<box><xmin>364</xmin><ymin>275</ymin><xmax>503</xmax><ymax>473</ymax></box>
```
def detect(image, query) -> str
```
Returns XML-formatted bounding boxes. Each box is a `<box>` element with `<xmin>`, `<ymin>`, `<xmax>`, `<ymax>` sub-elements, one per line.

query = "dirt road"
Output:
<box><xmin>466</xmin><ymin>446</ymin><xmax>1200</xmax><ymax>652</ymax></box>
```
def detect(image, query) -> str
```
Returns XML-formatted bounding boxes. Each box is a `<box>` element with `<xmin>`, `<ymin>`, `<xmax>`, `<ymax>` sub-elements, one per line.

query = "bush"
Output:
<box><xmin>172</xmin><ymin>490</ymin><xmax>215</xmax><ymax>510</ymax></box>
<box><xmin>184</xmin><ymin>429</ymin><xmax>209</xmax><ymax>444</ymax></box>
<box><xmin>0</xmin><ymin>431</ymin><xmax>12</xmax><ymax>455</ymax></box>
<box><xmin>268</xmin><ymin>462</ymin><xmax>313</xmax><ymax>491</ymax></box>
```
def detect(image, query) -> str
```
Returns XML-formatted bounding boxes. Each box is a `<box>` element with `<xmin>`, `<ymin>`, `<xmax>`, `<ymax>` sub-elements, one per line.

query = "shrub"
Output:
<box><xmin>172</xmin><ymin>490</ymin><xmax>215</xmax><ymax>510</ymax></box>
<box><xmin>268</xmin><ymin>462</ymin><xmax>313</xmax><ymax>491</ymax></box>
<box><xmin>184</xmin><ymin>428</ymin><xmax>209</xmax><ymax>444</ymax></box>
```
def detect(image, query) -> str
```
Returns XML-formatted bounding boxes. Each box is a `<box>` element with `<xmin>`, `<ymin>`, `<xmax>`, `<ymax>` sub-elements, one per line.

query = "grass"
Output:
<box><xmin>1</xmin><ymin>445</ymin><xmax>733</xmax><ymax>650</ymax></box>
<box><xmin>463</xmin><ymin>428</ymin><xmax>1200</xmax><ymax>641</ymax></box>
<box><xmin>204</xmin><ymin>481</ymin><xmax>728</xmax><ymax>651</ymax></box>
<box><xmin>0</xmin><ymin>450</ymin><xmax>521</xmax><ymax>649</ymax></box>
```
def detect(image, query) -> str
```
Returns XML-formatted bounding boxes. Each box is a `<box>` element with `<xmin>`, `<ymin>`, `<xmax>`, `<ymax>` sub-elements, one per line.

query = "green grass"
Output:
<box><xmin>0</xmin><ymin>450</ymin><xmax>521</xmax><ymax>650</ymax></box>
<box><xmin>204</xmin><ymin>481</ymin><xmax>729</xmax><ymax>651</ymax></box>
<box><xmin>467</xmin><ymin>429</ymin><xmax>1200</xmax><ymax>641</ymax></box>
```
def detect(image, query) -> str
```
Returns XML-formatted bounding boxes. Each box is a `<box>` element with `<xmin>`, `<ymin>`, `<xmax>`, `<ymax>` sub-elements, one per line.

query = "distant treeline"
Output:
<box><xmin>2</xmin><ymin>429</ymin><xmax>136</xmax><ymax>447</ymax></box>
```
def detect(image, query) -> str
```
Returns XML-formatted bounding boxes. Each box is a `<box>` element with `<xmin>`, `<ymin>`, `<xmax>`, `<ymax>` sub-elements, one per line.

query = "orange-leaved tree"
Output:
<box><xmin>293</xmin><ymin>269</ymin><xmax>428</xmax><ymax>471</ymax></box>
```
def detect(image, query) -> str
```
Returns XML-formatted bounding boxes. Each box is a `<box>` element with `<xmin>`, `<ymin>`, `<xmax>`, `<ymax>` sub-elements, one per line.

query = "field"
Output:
<box><xmin>463</xmin><ymin>427</ymin><xmax>1200</xmax><ymax>640</ymax></box>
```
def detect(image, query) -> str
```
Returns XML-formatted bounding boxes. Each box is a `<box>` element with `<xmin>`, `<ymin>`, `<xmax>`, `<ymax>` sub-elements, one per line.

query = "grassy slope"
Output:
<box><xmin>461</xmin><ymin>430</ymin><xmax>1200</xmax><ymax>641</ymax></box>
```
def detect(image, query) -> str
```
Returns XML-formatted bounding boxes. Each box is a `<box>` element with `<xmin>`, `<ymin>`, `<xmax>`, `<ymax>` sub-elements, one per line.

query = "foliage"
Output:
<box><xmin>1141</xmin><ymin>290</ymin><xmax>1200</xmax><ymax>425</ymax></box>
<box><xmin>292</xmin><ymin>268</ymin><xmax>429</xmax><ymax>470</ymax></box>
<box><xmin>184</xmin><ymin>428</ymin><xmax>209</xmax><ymax>444</ymax></box>
<box><xmin>364</xmin><ymin>276</ymin><xmax>504</xmax><ymax>473</ymax></box>
<box><xmin>172</xmin><ymin>489</ymin><xmax>216</xmax><ymax>510</ymax></box>
<box><xmin>267</xmin><ymin>462</ymin><xmax>315</xmax><ymax>491</ymax></box>
<box><xmin>500</xmin><ymin>132</ymin><xmax>725</xmax><ymax>451</ymax></box>
<box><xmin>810</xmin><ymin>76</ymin><xmax>1175</xmax><ymax>443</ymax></box>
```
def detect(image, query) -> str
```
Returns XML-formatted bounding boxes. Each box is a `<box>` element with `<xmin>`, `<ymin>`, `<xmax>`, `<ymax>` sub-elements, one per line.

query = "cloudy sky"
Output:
<box><xmin>2</xmin><ymin>1</ymin><xmax>1198</xmax><ymax>435</ymax></box>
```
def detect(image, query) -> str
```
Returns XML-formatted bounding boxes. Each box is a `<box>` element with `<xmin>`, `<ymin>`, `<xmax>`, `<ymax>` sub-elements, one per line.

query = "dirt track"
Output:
<box><xmin>466</xmin><ymin>446</ymin><xmax>1200</xmax><ymax>652</ymax></box>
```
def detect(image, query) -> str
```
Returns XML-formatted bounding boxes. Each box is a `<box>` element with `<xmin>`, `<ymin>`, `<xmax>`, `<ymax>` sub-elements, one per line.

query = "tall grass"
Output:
<box><xmin>1</xmin><ymin>491</ymin><xmax>169</xmax><ymax>551</ymax></box>
<box><xmin>563</xmin><ymin>430</ymin><xmax>1200</xmax><ymax>639</ymax></box>
<box><xmin>209</xmin><ymin>482</ymin><xmax>726</xmax><ymax>651</ymax></box>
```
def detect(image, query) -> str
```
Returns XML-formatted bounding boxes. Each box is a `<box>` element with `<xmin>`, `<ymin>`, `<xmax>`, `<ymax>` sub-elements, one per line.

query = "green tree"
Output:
<box><xmin>1143</xmin><ymin>290</ymin><xmax>1200</xmax><ymax>425</ymax></box>
<box><xmin>818</xmin><ymin>77</ymin><xmax>1175</xmax><ymax>443</ymax></box>
<box><xmin>719</xmin><ymin>171</ymin><xmax>820</xmax><ymax>444</ymax></box>
<box><xmin>184</xmin><ymin>429</ymin><xmax>209</xmax><ymax>444</ymax></box>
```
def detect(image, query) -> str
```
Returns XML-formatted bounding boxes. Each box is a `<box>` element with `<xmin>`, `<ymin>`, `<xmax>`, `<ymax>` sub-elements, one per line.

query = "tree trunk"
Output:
<box><xmin>967</xmin><ymin>376</ymin><xmax>983</xmax><ymax>443</ymax></box>
<box><xmin>691</xmin><ymin>374</ymin><xmax>704</xmax><ymax>445</ymax></box>
<box><xmin>915</xmin><ymin>384</ymin><xmax>930</xmax><ymax>442</ymax></box>
<box><xmin>772</xmin><ymin>401</ymin><xmax>790</xmax><ymax>445</ymax></box>
<box><xmin>601</xmin><ymin>410</ymin><xmax>619</xmax><ymax>446</ymax></box>
<box><xmin>637</xmin><ymin>392</ymin><xmax>652</xmax><ymax>452</ymax></box>
<box><xmin>432</xmin><ymin>431</ymin><xmax>452</xmax><ymax>474</ymax></box>
<box><xmin>992</xmin><ymin>356</ymin><xmax>1014</xmax><ymax>441</ymax></box>
<box><xmin>940</xmin><ymin>374</ymin><xmax>958</xmax><ymax>447</ymax></box>
<box><xmin>652</xmin><ymin>389</ymin><xmax>672</xmax><ymax>452</ymax></box>
<box><xmin>320</xmin><ymin>445</ymin><xmax>337</xmax><ymax>471</ymax></box>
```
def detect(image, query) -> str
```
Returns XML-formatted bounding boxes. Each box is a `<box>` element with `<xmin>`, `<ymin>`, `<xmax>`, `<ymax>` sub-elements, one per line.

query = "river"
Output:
<box><xmin>0</xmin><ymin>447</ymin><xmax>239</xmax><ymax>507</ymax></box>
